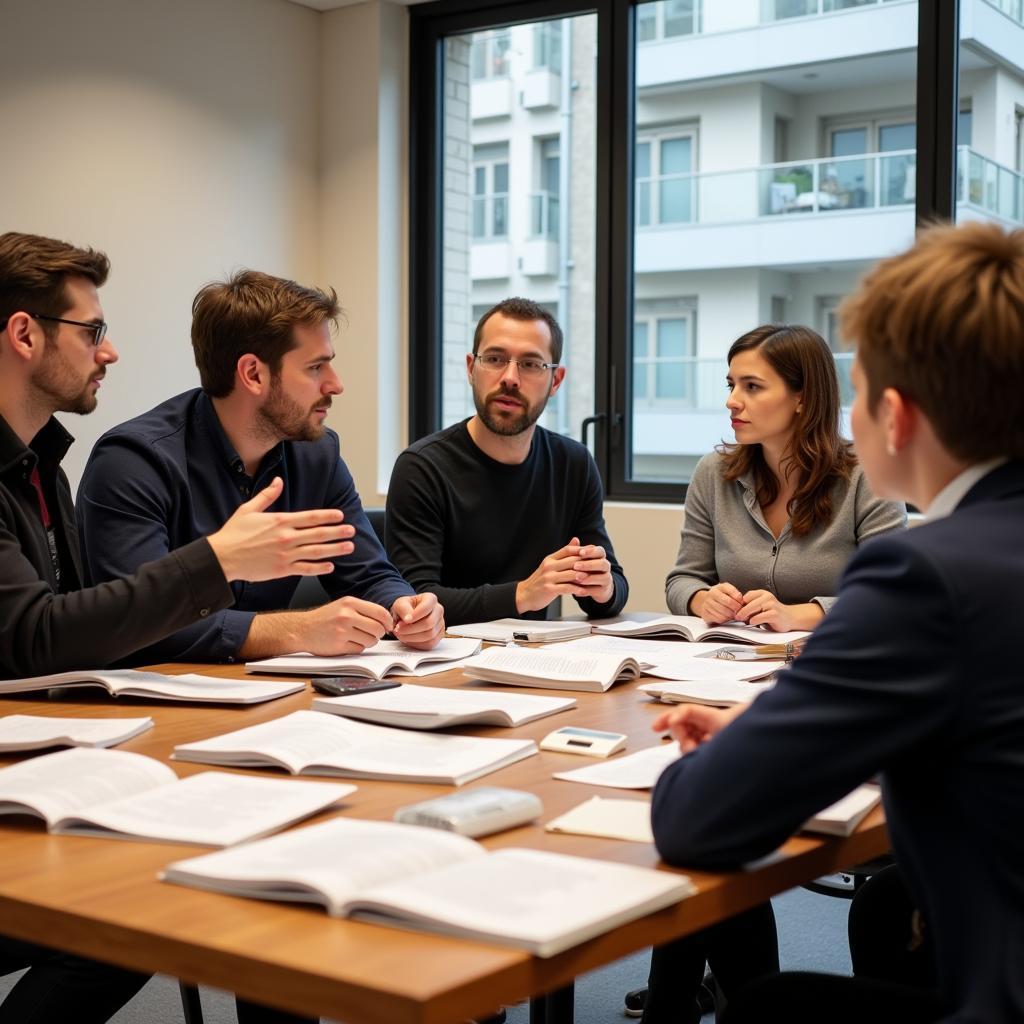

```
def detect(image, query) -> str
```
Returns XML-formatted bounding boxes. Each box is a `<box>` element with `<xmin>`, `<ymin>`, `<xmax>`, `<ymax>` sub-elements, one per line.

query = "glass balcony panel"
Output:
<box><xmin>880</xmin><ymin>153</ymin><xmax>915</xmax><ymax>206</ymax></box>
<box><xmin>492</xmin><ymin>196</ymin><xmax>508</xmax><ymax>237</ymax></box>
<box><xmin>763</xmin><ymin>0</ymin><xmax>819</xmax><ymax>21</ymax></box>
<box><xmin>636</xmin><ymin>181</ymin><xmax>652</xmax><ymax>226</ymax></box>
<box><xmin>657</xmin><ymin>318</ymin><xmax>688</xmax><ymax>357</ymax></box>
<box><xmin>659</xmin><ymin>176</ymin><xmax>694</xmax><ymax>223</ymax></box>
<box><xmin>656</xmin><ymin>362</ymin><xmax>687</xmax><ymax>400</ymax></box>
<box><xmin>472</xmin><ymin>197</ymin><xmax>486</xmax><ymax>238</ymax></box>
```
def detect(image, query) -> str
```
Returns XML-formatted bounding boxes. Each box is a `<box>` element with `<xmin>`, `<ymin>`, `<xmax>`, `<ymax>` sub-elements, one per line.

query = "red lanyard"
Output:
<box><xmin>28</xmin><ymin>466</ymin><xmax>52</xmax><ymax>529</ymax></box>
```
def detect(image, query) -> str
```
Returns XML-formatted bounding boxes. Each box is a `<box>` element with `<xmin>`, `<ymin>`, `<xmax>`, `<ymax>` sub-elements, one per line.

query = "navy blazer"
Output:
<box><xmin>652</xmin><ymin>461</ymin><xmax>1024</xmax><ymax>1024</ymax></box>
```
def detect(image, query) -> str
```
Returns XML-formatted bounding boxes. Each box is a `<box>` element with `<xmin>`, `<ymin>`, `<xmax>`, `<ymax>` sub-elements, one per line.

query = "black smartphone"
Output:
<box><xmin>311</xmin><ymin>677</ymin><xmax>402</xmax><ymax>697</ymax></box>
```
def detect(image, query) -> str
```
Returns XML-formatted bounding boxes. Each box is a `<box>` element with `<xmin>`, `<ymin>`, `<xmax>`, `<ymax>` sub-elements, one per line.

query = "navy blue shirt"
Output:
<box><xmin>78</xmin><ymin>389</ymin><xmax>413</xmax><ymax>663</ymax></box>
<box><xmin>651</xmin><ymin>462</ymin><xmax>1024</xmax><ymax>1024</ymax></box>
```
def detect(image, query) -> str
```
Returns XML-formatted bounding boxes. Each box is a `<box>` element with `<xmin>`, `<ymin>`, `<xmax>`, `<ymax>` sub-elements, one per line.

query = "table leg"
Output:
<box><xmin>528</xmin><ymin>981</ymin><xmax>574</xmax><ymax>1024</ymax></box>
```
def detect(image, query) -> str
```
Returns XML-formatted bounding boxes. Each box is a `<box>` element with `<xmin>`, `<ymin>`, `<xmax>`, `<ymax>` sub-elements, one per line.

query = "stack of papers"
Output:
<box><xmin>593</xmin><ymin>615</ymin><xmax>809</xmax><ymax>646</ymax></box>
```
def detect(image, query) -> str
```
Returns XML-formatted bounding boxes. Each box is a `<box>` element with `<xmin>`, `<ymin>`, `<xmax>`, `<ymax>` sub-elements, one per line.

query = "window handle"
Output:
<box><xmin>580</xmin><ymin>413</ymin><xmax>606</xmax><ymax>449</ymax></box>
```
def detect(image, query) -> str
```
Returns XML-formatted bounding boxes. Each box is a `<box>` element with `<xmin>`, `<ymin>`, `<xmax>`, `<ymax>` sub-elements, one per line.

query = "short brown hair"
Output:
<box><xmin>718</xmin><ymin>324</ymin><xmax>855</xmax><ymax>536</ymax></box>
<box><xmin>0</xmin><ymin>231</ymin><xmax>110</xmax><ymax>338</ymax></box>
<box><xmin>840</xmin><ymin>220</ymin><xmax>1024</xmax><ymax>460</ymax></box>
<box><xmin>472</xmin><ymin>297</ymin><xmax>563</xmax><ymax>364</ymax></box>
<box><xmin>192</xmin><ymin>270</ymin><xmax>341</xmax><ymax>398</ymax></box>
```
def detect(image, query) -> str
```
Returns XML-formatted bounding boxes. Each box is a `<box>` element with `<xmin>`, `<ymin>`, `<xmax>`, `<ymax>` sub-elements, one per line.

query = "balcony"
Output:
<box><xmin>635</xmin><ymin>150</ymin><xmax>917</xmax><ymax>271</ymax></box>
<box><xmin>636</xmin><ymin>0</ymin><xmax>916</xmax><ymax>91</ymax></box>
<box><xmin>471</xmin><ymin>192</ymin><xmax>511</xmax><ymax>279</ymax></box>
<box><xmin>634</xmin><ymin>147</ymin><xmax>1024</xmax><ymax>271</ymax></box>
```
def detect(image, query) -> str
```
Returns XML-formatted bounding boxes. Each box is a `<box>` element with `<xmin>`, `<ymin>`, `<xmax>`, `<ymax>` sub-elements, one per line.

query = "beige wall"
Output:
<box><xmin>1</xmin><ymin>0</ymin><xmax>685</xmax><ymax>613</ymax></box>
<box><xmin>0</xmin><ymin>0</ymin><xmax>321</xmax><ymax>488</ymax></box>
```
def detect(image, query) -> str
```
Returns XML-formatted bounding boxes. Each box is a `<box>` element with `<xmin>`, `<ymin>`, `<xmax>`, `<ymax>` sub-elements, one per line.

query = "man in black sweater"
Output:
<box><xmin>387</xmin><ymin>297</ymin><xmax>628</xmax><ymax>625</ymax></box>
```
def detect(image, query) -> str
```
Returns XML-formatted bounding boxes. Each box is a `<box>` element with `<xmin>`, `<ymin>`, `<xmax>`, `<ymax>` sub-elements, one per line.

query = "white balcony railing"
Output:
<box><xmin>636</xmin><ymin>150</ymin><xmax>917</xmax><ymax>227</ymax></box>
<box><xmin>472</xmin><ymin>193</ymin><xmax>509</xmax><ymax>240</ymax></box>
<box><xmin>635</xmin><ymin>147</ymin><xmax>1024</xmax><ymax>229</ymax></box>
<box><xmin>761</xmin><ymin>0</ymin><xmax>903</xmax><ymax>23</ymax></box>
<box><xmin>957</xmin><ymin>146</ymin><xmax>1024</xmax><ymax>223</ymax></box>
<box><xmin>529</xmin><ymin>191</ymin><xmax>560</xmax><ymax>240</ymax></box>
<box><xmin>981</xmin><ymin>0</ymin><xmax>1024</xmax><ymax>26</ymax></box>
<box><xmin>634</xmin><ymin>352</ymin><xmax>855</xmax><ymax>411</ymax></box>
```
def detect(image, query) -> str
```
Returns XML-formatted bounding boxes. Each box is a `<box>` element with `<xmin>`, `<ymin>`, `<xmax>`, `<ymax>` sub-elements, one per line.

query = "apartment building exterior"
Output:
<box><xmin>446</xmin><ymin>0</ymin><xmax>1024</xmax><ymax>481</ymax></box>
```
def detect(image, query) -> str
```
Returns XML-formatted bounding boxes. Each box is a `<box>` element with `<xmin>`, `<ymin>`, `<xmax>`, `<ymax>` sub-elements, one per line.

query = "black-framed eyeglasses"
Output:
<box><xmin>32</xmin><ymin>313</ymin><xmax>108</xmax><ymax>347</ymax></box>
<box><xmin>473</xmin><ymin>353</ymin><xmax>558</xmax><ymax>377</ymax></box>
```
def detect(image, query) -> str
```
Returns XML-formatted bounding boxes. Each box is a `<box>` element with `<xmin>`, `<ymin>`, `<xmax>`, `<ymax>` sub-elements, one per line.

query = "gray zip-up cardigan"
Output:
<box><xmin>665</xmin><ymin>451</ymin><xmax>907</xmax><ymax>615</ymax></box>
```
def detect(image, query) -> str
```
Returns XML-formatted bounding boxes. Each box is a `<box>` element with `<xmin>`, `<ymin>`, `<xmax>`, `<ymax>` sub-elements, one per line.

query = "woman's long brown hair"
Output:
<box><xmin>718</xmin><ymin>324</ymin><xmax>855</xmax><ymax>536</ymax></box>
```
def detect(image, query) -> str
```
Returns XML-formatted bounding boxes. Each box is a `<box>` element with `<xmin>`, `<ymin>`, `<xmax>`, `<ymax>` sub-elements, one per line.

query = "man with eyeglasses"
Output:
<box><xmin>78</xmin><ymin>269</ymin><xmax>444</xmax><ymax>664</ymax></box>
<box><xmin>0</xmin><ymin>234</ymin><xmax>356</xmax><ymax>1022</ymax></box>
<box><xmin>386</xmin><ymin>296</ymin><xmax>628</xmax><ymax>625</ymax></box>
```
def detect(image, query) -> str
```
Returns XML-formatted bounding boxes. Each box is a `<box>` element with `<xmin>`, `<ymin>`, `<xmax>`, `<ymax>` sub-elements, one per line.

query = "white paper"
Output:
<box><xmin>0</xmin><ymin>715</ymin><xmax>153</xmax><ymax>751</ymax></box>
<box><xmin>545</xmin><ymin>796</ymin><xmax>654</xmax><ymax>843</ymax></box>
<box><xmin>804</xmin><ymin>785</ymin><xmax>882</xmax><ymax>836</ymax></box>
<box><xmin>462</xmin><ymin>647</ymin><xmax>639</xmax><ymax>691</ymax></box>
<box><xmin>595</xmin><ymin>615</ymin><xmax>809</xmax><ymax>646</ymax></box>
<box><xmin>553</xmin><ymin>744</ymin><xmax>681</xmax><ymax>790</ymax></box>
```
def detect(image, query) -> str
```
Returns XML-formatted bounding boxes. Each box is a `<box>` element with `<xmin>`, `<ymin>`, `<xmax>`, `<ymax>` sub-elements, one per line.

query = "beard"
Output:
<box><xmin>472</xmin><ymin>382</ymin><xmax>548</xmax><ymax>437</ymax></box>
<box><xmin>258</xmin><ymin>375</ymin><xmax>330</xmax><ymax>443</ymax></box>
<box><xmin>31</xmin><ymin>339</ymin><xmax>99</xmax><ymax>415</ymax></box>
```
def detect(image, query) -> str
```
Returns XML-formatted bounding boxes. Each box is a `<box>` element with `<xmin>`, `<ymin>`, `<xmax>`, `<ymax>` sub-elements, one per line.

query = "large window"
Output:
<box><xmin>411</xmin><ymin>0</ymin><xmax>966</xmax><ymax>502</ymax></box>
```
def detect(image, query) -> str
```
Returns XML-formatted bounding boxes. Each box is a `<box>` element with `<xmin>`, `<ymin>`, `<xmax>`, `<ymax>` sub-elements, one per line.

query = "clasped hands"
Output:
<box><xmin>692</xmin><ymin>583</ymin><xmax>822</xmax><ymax>633</ymax></box>
<box><xmin>515</xmin><ymin>536</ymin><xmax>614</xmax><ymax>614</ymax></box>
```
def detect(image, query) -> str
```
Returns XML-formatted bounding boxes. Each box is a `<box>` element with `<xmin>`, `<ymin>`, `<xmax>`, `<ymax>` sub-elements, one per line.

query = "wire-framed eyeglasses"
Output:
<box><xmin>474</xmin><ymin>352</ymin><xmax>558</xmax><ymax>377</ymax></box>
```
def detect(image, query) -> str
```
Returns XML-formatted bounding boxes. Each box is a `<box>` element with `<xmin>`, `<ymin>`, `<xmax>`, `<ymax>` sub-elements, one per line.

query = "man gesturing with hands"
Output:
<box><xmin>79</xmin><ymin>269</ymin><xmax>443</xmax><ymax>663</ymax></box>
<box><xmin>386</xmin><ymin>297</ymin><xmax>627</xmax><ymax>625</ymax></box>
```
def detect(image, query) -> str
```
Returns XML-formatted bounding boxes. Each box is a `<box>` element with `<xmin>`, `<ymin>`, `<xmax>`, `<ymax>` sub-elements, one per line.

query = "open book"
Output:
<box><xmin>805</xmin><ymin>785</ymin><xmax>882</xmax><ymax>836</ymax></box>
<box><xmin>462</xmin><ymin>647</ymin><xmax>642</xmax><ymax>693</ymax></box>
<box><xmin>0</xmin><ymin>670</ymin><xmax>304</xmax><ymax>704</ymax></box>
<box><xmin>0</xmin><ymin>715</ymin><xmax>154</xmax><ymax>751</ymax></box>
<box><xmin>172</xmin><ymin>710</ymin><xmax>537</xmax><ymax>786</ymax></box>
<box><xmin>0</xmin><ymin>747</ymin><xmax>353</xmax><ymax>846</ymax></box>
<box><xmin>313</xmin><ymin>683</ymin><xmax>575</xmax><ymax>730</ymax></box>
<box><xmin>639</xmin><ymin>679</ymin><xmax>776</xmax><ymax>708</ymax></box>
<box><xmin>594</xmin><ymin>615</ymin><xmax>810</xmax><ymax>646</ymax></box>
<box><xmin>161</xmin><ymin>817</ymin><xmax>693</xmax><ymax>957</ymax></box>
<box><xmin>245</xmin><ymin>638</ymin><xmax>482</xmax><ymax>679</ymax></box>
<box><xmin>447</xmin><ymin>619</ymin><xmax>593</xmax><ymax>644</ymax></box>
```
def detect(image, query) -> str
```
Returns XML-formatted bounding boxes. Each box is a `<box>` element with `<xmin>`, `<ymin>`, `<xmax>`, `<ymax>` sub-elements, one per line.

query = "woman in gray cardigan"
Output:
<box><xmin>666</xmin><ymin>324</ymin><xmax>905</xmax><ymax>629</ymax></box>
<box><xmin>638</xmin><ymin>324</ymin><xmax>905</xmax><ymax>1024</ymax></box>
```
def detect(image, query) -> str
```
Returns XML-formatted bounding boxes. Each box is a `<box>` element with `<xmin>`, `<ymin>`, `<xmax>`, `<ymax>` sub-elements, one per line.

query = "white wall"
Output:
<box><xmin>0</xmin><ymin>0</ymin><xmax>322</xmax><ymax>489</ymax></box>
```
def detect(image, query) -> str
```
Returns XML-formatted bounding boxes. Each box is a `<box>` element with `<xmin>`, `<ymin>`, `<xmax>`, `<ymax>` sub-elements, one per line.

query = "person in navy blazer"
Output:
<box><xmin>649</xmin><ymin>220</ymin><xmax>1024</xmax><ymax>1024</ymax></box>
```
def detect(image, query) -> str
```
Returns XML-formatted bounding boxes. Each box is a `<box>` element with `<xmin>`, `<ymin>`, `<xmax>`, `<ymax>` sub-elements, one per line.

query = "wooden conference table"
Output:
<box><xmin>0</xmin><ymin>659</ymin><xmax>889</xmax><ymax>1024</ymax></box>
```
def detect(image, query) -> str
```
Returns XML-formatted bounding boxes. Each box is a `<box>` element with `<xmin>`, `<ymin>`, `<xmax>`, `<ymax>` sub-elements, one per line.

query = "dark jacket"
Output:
<box><xmin>652</xmin><ymin>461</ymin><xmax>1024</xmax><ymax>1024</ymax></box>
<box><xmin>0</xmin><ymin>413</ymin><xmax>232</xmax><ymax>678</ymax></box>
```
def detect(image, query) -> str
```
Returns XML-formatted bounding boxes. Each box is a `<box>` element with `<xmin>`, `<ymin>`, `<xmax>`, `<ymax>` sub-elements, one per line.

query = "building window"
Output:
<box><xmin>472</xmin><ymin>144</ymin><xmax>509</xmax><ymax>240</ymax></box>
<box><xmin>637</xmin><ymin>1</ymin><xmax>701</xmax><ymax>41</ymax></box>
<box><xmin>633</xmin><ymin>306</ymin><xmax>698</xmax><ymax>406</ymax></box>
<box><xmin>531</xmin><ymin>138</ymin><xmax>561</xmax><ymax>239</ymax></box>
<box><xmin>636</xmin><ymin>130</ymin><xmax>697</xmax><ymax>226</ymax></box>
<box><xmin>533</xmin><ymin>21</ymin><xmax>562</xmax><ymax>73</ymax></box>
<box><xmin>819</xmin><ymin>297</ymin><xmax>854</xmax><ymax>407</ymax></box>
<box><xmin>471</xmin><ymin>30</ymin><xmax>511</xmax><ymax>81</ymax></box>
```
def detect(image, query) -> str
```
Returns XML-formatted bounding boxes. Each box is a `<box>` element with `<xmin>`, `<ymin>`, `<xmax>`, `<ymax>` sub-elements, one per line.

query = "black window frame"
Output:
<box><xmin>410</xmin><ymin>0</ymin><xmax>960</xmax><ymax>502</ymax></box>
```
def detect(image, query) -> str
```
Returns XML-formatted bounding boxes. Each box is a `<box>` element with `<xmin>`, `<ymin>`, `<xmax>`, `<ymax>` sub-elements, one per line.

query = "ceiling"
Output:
<box><xmin>286</xmin><ymin>0</ymin><xmax>431</xmax><ymax>9</ymax></box>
